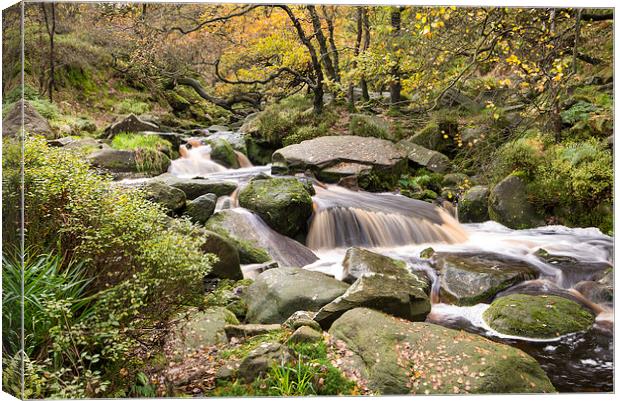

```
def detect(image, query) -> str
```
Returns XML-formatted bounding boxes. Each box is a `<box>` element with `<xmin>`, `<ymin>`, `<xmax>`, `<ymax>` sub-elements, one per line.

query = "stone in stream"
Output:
<box><xmin>573</xmin><ymin>280</ymin><xmax>613</xmax><ymax>304</ymax></box>
<box><xmin>431</xmin><ymin>252</ymin><xmax>538</xmax><ymax>306</ymax></box>
<box><xmin>245</xmin><ymin>267</ymin><xmax>349</xmax><ymax>324</ymax></box>
<box><xmin>397</xmin><ymin>140</ymin><xmax>450</xmax><ymax>173</ymax></box>
<box><xmin>201</xmin><ymin>230</ymin><xmax>243</xmax><ymax>280</ymax></box>
<box><xmin>142</xmin><ymin>181</ymin><xmax>187</xmax><ymax>214</ymax></box>
<box><xmin>104</xmin><ymin>113</ymin><xmax>161</xmax><ymax>139</ymax></box>
<box><xmin>238</xmin><ymin>177</ymin><xmax>313</xmax><ymax>238</ymax></box>
<box><xmin>458</xmin><ymin>185</ymin><xmax>490</xmax><ymax>223</ymax></box>
<box><xmin>342</xmin><ymin>247</ymin><xmax>419</xmax><ymax>284</ymax></box>
<box><xmin>205</xmin><ymin>131</ymin><xmax>247</xmax><ymax>153</ymax></box>
<box><xmin>157</xmin><ymin>174</ymin><xmax>238</xmax><ymax>199</ymax></box>
<box><xmin>488</xmin><ymin>175</ymin><xmax>544</xmax><ymax>229</ymax></box>
<box><xmin>185</xmin><ymin>193</ymin><xmax>217</xmax><ymax>224</ymax></box>
<box><xmin>87</xmin><ymin>148</ymin><xmax>171</xmax><ymax>176</ymax></box>
<box><xmin>272</xmin><ymin>135</ymin><xmax>407</xmax><ymax>191</ymax></box>
<box><xmin>207</xmin><ymin>124</ymin><xmax>230</xmax><ymax>132</ymax></box>
<box><xmin>205</xmin><ymin>209</ymin><xmax>318</xmax><ymax>267</ymax></box>
<box><xmin>2</xmin><ymin>101</ymin><xmax>54</xmax><ymax>139</ymax></box>
<box><xmin>534</xmin><ymin>248</ymin><xmax>611</xmax><ymax>287</ymax></box>
<box><xmin>329</xmin><ymin>308</ymin><xmax>555</xmax><ymax>394</ymax></box>
<box><xmin>209</xmin><ymin>138</ymin><xmax>240</xmax><ymax>168</ymax></box>
<box><xmin>483</xmin><ymin>294</ymin><xmax>595</xmax><ymax>338</ymax></box>
<box><xmin>167</xmin><ymin>307</ymin><xmax>239</xmax><ymax>360</ymax></box>
<box><xmin>314</xmin><ymin>272</ymin><xmax>431</xmax><ymax>330</ymax></box>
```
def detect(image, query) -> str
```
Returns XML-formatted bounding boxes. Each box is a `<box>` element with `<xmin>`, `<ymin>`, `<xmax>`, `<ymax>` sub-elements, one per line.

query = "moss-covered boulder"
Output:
<box><xmin>483</xmin><ymin>294</ymin><xmax>595</xmax><ymax>338</ymax></box>
<box><xmin>201</xmin><ymin>230</ymin><xmax>243</xmax><ymax>280</ymax></box>
<box><xmin>342</xmin><ymin>247</ymin><xmax>417</xmax><ymax>284</ymax></box>
<box><xmin>210</xmin><ymin>138</ymin><xmax>240</xmax><ymax>169</ymax></box>
<box><xmin>349</xmin><ymin>114</ymin><xmax>390</xmax><ymax>139</ymax></box>
<box><xmin>245</xmin><ymin>267</ymin><xmax>349</xmax><ymax>324</ymax></box>
<box><xmin>397</xmin><ymin>140</ymin><xmax>450</xmax><ymax>173</ymax></box>
<box><xmin>159</xmin><ymin>174</ymin><xmax>237</xmax><ymax>199</ymax></box>
<box><xmin>185</xmin><ymin>193</ymin><xmax>217</xmax><ymax>224</ymax></box>
<box><xmin>238</xmin><ymin>177</ymin><xmax>313</xmax><ymax>238</ymax></box>
<box><xmin>489</xmin><ymin>175</ymin><xmax>544</xmax><ymax>229</ymax></box>
<box><xmin>329</xmin><ymin>308</ymin><xmax>555</xmax><ymax>394</ymax></box>
<box><xmin>458</xmin><ymin>185</ymin><xmax>490</xmax><ymax>223</ymax></box>
<box><xmin>432</xmin><ymin>252</ymin><xmax>538</xmax><ymax>305</ymax></box>
<box><xmin>142</xmin><ymin>181</ymin><xmax>186</xmax><ymax>214</ymax></box>
<box><xmin>88</xmin><ymin>148</ymin><xmax>170</xmax><ymax>176</ymax></box>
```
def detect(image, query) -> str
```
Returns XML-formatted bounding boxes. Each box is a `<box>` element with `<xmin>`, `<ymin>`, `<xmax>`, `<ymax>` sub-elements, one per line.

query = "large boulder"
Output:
<box><xmin>329</xmin><ymin>308</ymin><xmax>555</xmax><ymax>394</ymax></box>
<box><xmin>3</xmin><ymin>101</ymin><xmax>54</xmax><ymax>138</ymax></box>
<box><xmin>314</xmin><ymin>272</ymin><xmax>430</xmax><ymax>329</ymax></box>
<box><xmin>206</xmin><ymin>131</ymin><xmax>247</xmax><ymax>154</ymax></box>
<box><xmin>245</xmin><ymin>267</ymin><xmax>349</xmax><ymax>324</ymax></box>
<box><xmin>88</xmin><ymin>148</ymin><xmax>170</xmax><ymax>176</ymax></box>
<box><xmin>238</xmin><ymin>342</ymin><xmax>293</xmax><ymax>383</ymax></box>
<box><xmin>185</xmin><ymin>193</ymin><xmax>217</xmax><ymax>224</ymax></box>
<box><xmin>201</xmin><ymin>230</ymin><xmax>243</xmax><ymax>280</ymax></box>
<box><xmin>483</xmin><ymin>294</ymin><xmax>595</xmax><ymax>338</ymax></box>
<box><xmin>458</xmin><ymin>186</ymin><xmax>490</xmax><ymax>223</ymax></box>
<box><xmin>342</xmin><ymin>247</ymin><xmax>413</xmax><ymax>284</ymax></box>
<box><xmin>431</xmin><ymin>252</ymin><xmax>539</xmax><ymax>305</ymax></box>
<box><xmin>489</xmin><ymin>175</ymin><xmax>544</xmax><ymax>229</ymax></box>
<box><xmin>158</xmin><ymin>174</ymin><xmax>237</xmax><ymax>199</ymax></box>
<box><xmin>397</xmin><ymin>140</ymin><xmax>450</xmax><ymax>173</ymax></box>
<box><xmin>272</xmin><ymin>135</ymin><xmax>407</xmax><ymax>191</ymax></box>
<box><xmin>142</xmin><ymin>181</ymin><xmax>186</xmax><ymax>214</ymax></box>
<box><xmin>238</xmin><ymin>177</ymin><xmax>313</xmax><ymax>238</ymax></box>
<box><xmin>206</xmin><ymin>209</ymin><xmax>318</xmax><ymax>266</ymax></box>
<box><xmin>104</xmin><ymin>113</ymin><xmax>160</xmax><ymax>139</ymax></box>
<box><xmin>210</xmin><ymin>138</ymin><xmax>240</xmax><ymax>168</ymax></box>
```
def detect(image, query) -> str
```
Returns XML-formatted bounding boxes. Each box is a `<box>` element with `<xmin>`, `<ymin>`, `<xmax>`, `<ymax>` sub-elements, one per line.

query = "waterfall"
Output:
<box><xmin>169</xmin><ymin>143</ymin><xmax>227</xmax><ymax>178</ymax></box>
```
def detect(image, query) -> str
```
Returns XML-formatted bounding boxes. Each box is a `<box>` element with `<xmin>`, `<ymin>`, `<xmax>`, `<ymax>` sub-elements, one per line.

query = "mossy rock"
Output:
<box><xmin>458</xmin><ymin>185</ymin><xmax>490</xmax><ymax>223</ymax></box>
<box><xmin>488</xmin><ymin>175</ymin><xmax>544</xmax><ymax>229</ymax></box>
<box><xmin>164</xmin><ymin>90</ymin><xmax>191</xmax><ymax>113</ymax></box>
<box><xmin>483</xmin><ymin>294</ymin><xmax>595</xmax><ymax>338</ymax></box>
<box><xmin>349</xmin><ymin>114</ymin><xmax>390</xmax><ymax>139</ymax></box>
<box><xmin>210</xmin><ymin>138</ymin><xmax>240</xmax><ymax>169</ymax></box>
<box><xmin>238</xmin><ymin>177</ymin><xmax>313</xmax><ymax>238</ymax></box>
<box><xmin>142</xmin><ymin>181</ymin><xmax>186</xmax><ymax>214</ymax></box>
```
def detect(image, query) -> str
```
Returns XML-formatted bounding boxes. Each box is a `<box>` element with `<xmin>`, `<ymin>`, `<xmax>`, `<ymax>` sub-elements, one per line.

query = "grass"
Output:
<box><xmin>111</xmin><ymin>133</ymin><xmax>171</xmax><ymax>152</ymax></box>
<box><xmin>114</xmin><ymin>99</ymin><xmax>151</xmax><ymax>115</ymax></box>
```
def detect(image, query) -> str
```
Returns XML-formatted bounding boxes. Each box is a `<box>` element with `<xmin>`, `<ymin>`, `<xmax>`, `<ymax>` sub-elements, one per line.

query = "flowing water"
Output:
<box><xmin>167</xmin><ymin>140</ymin><xmax>614</xmax><ymax>392</ymax></box>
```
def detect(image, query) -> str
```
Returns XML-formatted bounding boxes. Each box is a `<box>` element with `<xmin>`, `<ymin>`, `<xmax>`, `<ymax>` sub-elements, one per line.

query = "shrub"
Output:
<box><xmin>252</xmin><ymin>95</ymin><xmax>313</xmax><ymax>146</ymax></box>
<box><xmin>491</xmin><ymin>136</ymin><xmax>544</xmax><ymax>181</ymax></box>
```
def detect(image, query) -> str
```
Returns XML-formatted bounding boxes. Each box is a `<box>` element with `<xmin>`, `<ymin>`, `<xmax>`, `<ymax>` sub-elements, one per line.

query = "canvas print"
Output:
<box><xmin>1</xmin><ymin>1</ymin><xmax>614</xmax><ymax>398</ymax></box>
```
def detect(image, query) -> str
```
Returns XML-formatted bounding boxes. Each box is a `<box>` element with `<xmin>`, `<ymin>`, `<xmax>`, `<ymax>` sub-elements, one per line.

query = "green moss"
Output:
<box><xmin>111</xmin><ymin>133</ymin><xmax>172</xmax><ymax>152</ymax></box>
<box><xmin>114</xmin><ymin>99</ymin><xmax>151</xmax><ymax>115</ymax></box>
<box><xmin>483</xmin><ymin>294</ymin><xmax>594</xmax><ymax>338</ymax></box>
<box><xmin>205</xmin><ymin>214</ymin><xmax>272</xmax><ymax>264</ymax></box>
<box><xmin>349</xmin><ymin>114</ymin><xmax>390</xmax><ymax>139</ymax></box>
<box><xmin>209</xmin><ymin>139</ymin><xmax>239</xmax><ymax>168</ymax></box>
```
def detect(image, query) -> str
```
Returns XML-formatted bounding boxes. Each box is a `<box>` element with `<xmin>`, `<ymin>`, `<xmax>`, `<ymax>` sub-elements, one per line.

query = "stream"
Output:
<box><xmin>162</xmin><ymin>141</ymin><xmax>614</xmax><ymax>392</ymax></box>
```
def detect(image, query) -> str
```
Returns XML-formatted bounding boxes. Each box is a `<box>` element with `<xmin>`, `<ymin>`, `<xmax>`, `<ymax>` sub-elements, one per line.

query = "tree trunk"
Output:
<box><xmin>307</xmin><ymin>5</ymin><xmax>337</xmax><ymax>84</ymax></box>
<box><xmin>41</xmin><ymin>3</ymin><xmax>56</xmax><ymax>102</ymax></box>
<box><xmin>360</xmin><ymin>7</ymin><xmax>370</xmax><ymax>101</ymax></box>
<box><xmin>389</xmin><ymin>7</ymin><xmax>403</xmax><ymax>106</ymax></box>
<box><xmin>322</xmin><ymin>6</ymin><xmax>340</xmax><ymax>82</ymax></box>
<box><xmin>349</xmin><ymin>7</ymin><xmax>364</xmax><ymax>108</ymax></box>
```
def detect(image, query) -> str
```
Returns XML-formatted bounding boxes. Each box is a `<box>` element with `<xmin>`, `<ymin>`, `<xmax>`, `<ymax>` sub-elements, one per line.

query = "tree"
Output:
<box><xmin>40</xmin><ymin>2</ymin><xmax>56</xmax><ymax>102</ymax></box>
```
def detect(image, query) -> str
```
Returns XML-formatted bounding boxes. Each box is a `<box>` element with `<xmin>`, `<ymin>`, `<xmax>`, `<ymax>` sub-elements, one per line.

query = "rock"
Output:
<box><xmin>534</xmin><ymin>248</ymin><xmax>611</xmax><ymax>286</ymax></box>
<box><xmin>287</xmin><ymin>326</ymin><xmax>323</xmax><ymax>344</ymax></box>
<box><xmin>208</xmin><ymin>124</ymin><xmax>229</xmax><ymax>132</ymax></box>
<box><xmin>432</xmin><ymin>252</ymin><xmax>538</xmax><ymax>305</ymax></box>
<box><xmin>206</xmin><ymin>131</ymin><xmax>247</xmax><ymax>153</ymax></box>
<box><xmin>397</xmin><ymin>140</ymin><xmax>450</xmax><ymax>173</ymax></box>
<box><xmin>104</xmin><ymin>113</ymin><xmax>160</xmax><ymax>139</ymax></box>
<box><xmin>484</xmin><ymin>294</ymin><xmax>595</xmax><ymax>338</ymax></box>
<box><xmin>242</xmin><ymin>260</ymin><xmax>279</xmax><ymax>280</ymax></box>
<box><xmin>574</xmin><ymin>280</ymin><xmax>613</xmax><ymax>304</ymax></box>
<box><xmin>238</xmin><ymin>177</ymin><xmax>313</xmax><ymax>238</ymax></box>
<box><xmin>142</xmin><ymin>181</ymin><xmax>186</xmax><ymax>214</ymax></box>
<box><xmin>2</xmin><ymin>101</ymin><xmax>54</xmax><ymax>139</ymax></box>
<box><xmin>48</xmin><ymin>137</ymin><xmax>107</xmax><ymax>153</ymax></box>
<box><xmin>330</xmin><ymin>308</ymin><xmax>555</xmax><ymax>394</ymax></box>
<box><xmin>168</xmin><ymin>307</ymin><xmax>239</xmax><ymax>359</ymax></box>
<box><xmin>342</xmin><ymin>247</ymin><xmax>413</xmax><ymax>284</ymax></box>
<box><xmin>314</xmin><ymin>272</ymin><xmax>431</xmax><ymax>329</ymax></box>
<box><xmin>458</xmin><ymin>186</ymin><xmax>490</xmax><ymax>223</ymax></box>
<box><xmin>245</xmin><ymin>267</ymin><xmax>349</xmax><ymax>324</ymax></box>
<box><xmin>439</xmin><ymin>88</ymin><xmax>484</xmax><ymax>112</ymax></box>
<box><xmin>349</xmin><ymin>114</ymin><xmax>390</xmax><ymax>139</ymax></box>
<box><xmin>158</xmin><ymin>174</ymin><xmax>237</xmax><ymax>199</ymax></box>
<box><xmin>201</xmin><ymin>230</ymin><xmax>243</xmax><ymax>280</ymax></box>
<box><xmin>238</xmin><ymin>342</ymin><xmax>293</xmax><ymax>383</ymax></box>
<box><xmin>210</xmin><ymin>138</ymin><xmax>240</xmax><ymax>168</ymax></box>
<box><xmin>442</xmin><ymin>173</ymin><xmax>469</xmax><ymax>187</ymax></box>
<box><xmin>489</xmin><ymin>175</ymin><xmax>544</xmax><ymax>229</ymax></box>
<box><xmin>185</xmin><ymin>193</ymin><xmax>217</xmax><ymax>224</ymax></box>
<box><xmin>283</xmin><ymin>311</ymin><xmax>321</xmax><ymax>332</ymax></box>
<box><xmin>224</xmin><ymin>324</ymin><xmax>282</xmax><ymax>340</ymax></box>
<box><xmin>88</xmin><ymin>148</ymin><xmax>170</xmax><ymax>176</ymax></box>
<box><xmin>272</xmin><ymin>136</ymin><xmax>407</xmax><ymax>191</ymax></box>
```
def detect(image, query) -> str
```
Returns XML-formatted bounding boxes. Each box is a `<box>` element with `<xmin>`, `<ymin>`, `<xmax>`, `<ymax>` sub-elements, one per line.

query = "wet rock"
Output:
<box><xmin>205</xmin><ymin>209</ymin><xmax>318</xmax><ymax>266</ymax></box>
<box><xmin>143</xmin><ymin>181</ymin><xmax>186</xmax><ymax>214</ymax></box>
<box><xmin>330</xmin><ymin>308</ymin><xmax>555</xmax><ymax>394</ymax></box>
<box><xmin>315</xmin><ymin>272</ymin><xmax>431</xmax><ymax>329</ymax></box>
<box><xmin>245</xmin><ymin>267</ymin><xmax>349</xmax><ymax>324</ymax></box>
<box><xmin>433</xmin><ymin>252</ymin><xmax>538</xmax><ymax>306</ymax></box>
<box><xmin>207</xmin><ymin>124</ymin><xmax>229</xmax><ymax>132</ymax></box>
<box><xmin>210</xmin><ymin>138</ymin><xmax>240</xmax><ymax>168</ymax></box>
<box><xmin>483</xmin><ymin>294</ymin><xmax>595</xmax><ymax>338</ymax></box>
<box><xmin>185</xmin><ymin>193</ymin><xmax>217</xmax><ymax>224</ymax></box>
<box><xmin>158</xmin><ymin>174</ymin><xmax>237</xmax><ymax>199</ymax></box>
<box><xmin>283</xmin><ymin>311</ymin><xmax>321</xmax><ymax>332</ymax></box>
<box><xmin>2</xmin><ymin>101</ymin><xmax>54</xmax><ymax>139</ymax></box>
<box><xmin>534</xmin><ymin>248</ymin><xmax>611</xmax><ymax>286</ymax></box>
<box><xmin>287</xmin><ymin>326</ymin><xmax>323</xmax><ymax>344</ymax></box>
<box><xmin>88</xmin><ymin>148</ymin><xmax>171</xmax><ymax>176</ymax></box>
<box><xmin>167</xmin><ymin>307</ymin><xmax>239</xmax><ymax>359</ymax></box>
<box><xmin>104</xmin><ymin>113</ymin><xmax>160</xmax><ymax>139</ymax></box>
<box><xmin>272</xmin><ymin>135</ymin><xmax>407</xmax><ymax>191</ymax></box>
<box><xmin>224</xmin><ymin>324</ymin><xmax>281</xmax><ymax>340</ymax></box>
<box><xmin>458</xmin><ymin>185</ymin><xmax>490</xmax><ymax>223</ymax></box>
<box><xmin>206</xmin><ymin>131</ymin><xmax>247</xmax><ymax>153</ymax></box>
<box><xmin>241</xmin><ymin>260</ymin><xmax>279</xmax><ymax>280</ymax></box>
<box><xmin>342</xmin><ymin>247</ymin><xmax>413</xmax><ymax>284</ymax></box>
<box><xmin>489</xmin><ymin>175</ymin><xmax>544</xmax><ymax>229</ymax></box>
<box><xmin>238</xmin><ymin>342</ymin><xmax>293</xmax><ymax>383</ymax></box>
<box><xmin>238</xmin><ymin>177</ymin><xmax>313</xmax><ymax>238</ymax></box>
<box><xmin>573</xmin><ymin>280</ymin><xmax>613</xmax><ymax>304</ymax></box>
<box><xmin>201</xmin><ymin>230</ymin><xmax>243</xmax><ymax>280</ymax></box>
<box><xmin>398</xmin><ymin>140</ymin><xmax>450</xmax><ymax>173</ymax></box>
